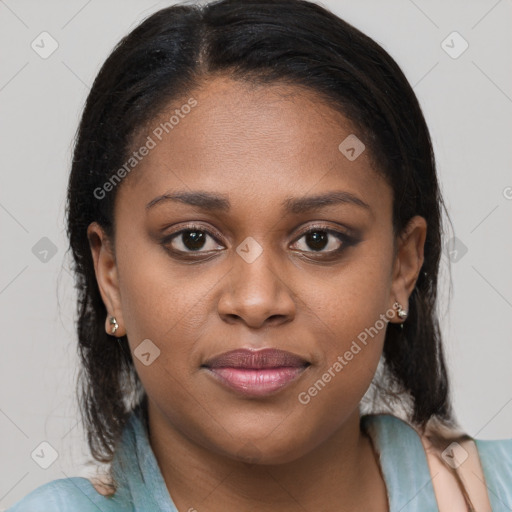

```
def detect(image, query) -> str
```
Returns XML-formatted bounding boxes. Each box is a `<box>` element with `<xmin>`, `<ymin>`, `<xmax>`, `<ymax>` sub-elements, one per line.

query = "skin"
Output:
<box><xmin>88</xmin><ymin>75</ymin><xmax>426</xmax><ymax>512</ymax></box>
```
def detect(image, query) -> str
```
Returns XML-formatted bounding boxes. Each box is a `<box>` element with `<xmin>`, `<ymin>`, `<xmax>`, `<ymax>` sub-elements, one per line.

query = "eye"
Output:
<box><xmin>161</xmin><ymin>223</ymin><xmax>359</xmax><ymax>260</ymax></box>
<box><xmin>162</xmin><ymin>225</ymin><xmax>224</xmax><ymax>255</ymax></box>
<box><xmin>290</xmin><ymin>225</ymin><xmax>356</xmax><ymax>255</ymax></box>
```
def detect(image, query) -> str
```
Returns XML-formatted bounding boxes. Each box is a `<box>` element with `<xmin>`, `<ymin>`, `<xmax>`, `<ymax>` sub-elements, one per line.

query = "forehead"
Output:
<box><xmin>116</xmin><ymin>76</ymin><xmax>391</xmax><ymax>219</ymax></box>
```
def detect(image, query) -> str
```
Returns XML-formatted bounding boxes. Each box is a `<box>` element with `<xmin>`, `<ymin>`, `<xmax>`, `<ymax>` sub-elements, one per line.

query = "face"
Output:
<box><xmin>88</xmin><ymin>75</ymin><xmax>426</xmax><ymax>465</ymax></box>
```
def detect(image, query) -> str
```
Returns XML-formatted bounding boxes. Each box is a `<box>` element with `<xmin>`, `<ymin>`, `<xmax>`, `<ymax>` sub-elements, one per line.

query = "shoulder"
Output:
<box><xmin>6</xmin><ymin>476</ymin><xmax>132</xmax><ymax>512</ymax></box>
<box><xmin>362</xmin><ymin>414</ymin><xmax>512</xmax><ymax>497</ymax></box>
<box><xmin>475</xmin><ymin>437</ymin><xmax>512</xmax><ymax>495</ymax></box>
<box><xmin>475</xmin><ymin>436</ymin><xmax>512</xmax><ymax>465</ymax></box>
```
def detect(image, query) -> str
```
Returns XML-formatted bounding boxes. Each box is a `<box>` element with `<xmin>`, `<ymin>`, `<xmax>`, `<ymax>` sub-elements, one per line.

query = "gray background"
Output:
<box><xmin>1</xmin><ymin>0</ymin><xmax>511</xmax><ymax>508</ymax></box>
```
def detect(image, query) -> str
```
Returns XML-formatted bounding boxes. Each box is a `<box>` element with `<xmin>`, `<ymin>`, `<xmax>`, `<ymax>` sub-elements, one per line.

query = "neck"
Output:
<box><xmin>146</xmin><ymin>399</ymin><xmax>389</xmax><ymax>512</ymax></box>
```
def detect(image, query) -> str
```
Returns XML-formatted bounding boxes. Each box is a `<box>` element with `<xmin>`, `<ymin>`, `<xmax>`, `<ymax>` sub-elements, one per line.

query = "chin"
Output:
<box><xmin>211</xmin><ymin>430</ymin><xmax>315</xmax><ymax>466</ymax></box>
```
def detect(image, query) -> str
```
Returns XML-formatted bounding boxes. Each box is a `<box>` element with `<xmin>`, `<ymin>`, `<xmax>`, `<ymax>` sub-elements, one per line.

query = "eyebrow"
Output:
<box><xmin>145</xmin><ymin>190</ymin><xmax>371</xmax><ymax>214</ymax></box>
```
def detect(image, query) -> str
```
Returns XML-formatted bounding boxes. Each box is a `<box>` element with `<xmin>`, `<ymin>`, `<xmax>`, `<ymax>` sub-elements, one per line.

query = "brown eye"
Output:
<box><xmin>179</xmin><ymin>230</ymin><xmax>207</xmax><ymax>251</ymax></box>
<box><xmin>162</xmin><ymin>226</ymin><xmax>225</xmax><ymax>255</ymax></box>
<box><xmin>291</xmin><ymin>227</ymin><xmax>352</xmax><ymax>254</ymax></box>
<box><xmin>303</xmin><ymin>230</ymin><xmax>330</xmax><ymax>251</ymax></box>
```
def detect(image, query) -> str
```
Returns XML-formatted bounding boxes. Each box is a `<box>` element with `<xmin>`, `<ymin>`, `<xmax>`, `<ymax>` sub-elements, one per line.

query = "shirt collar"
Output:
<box><xmin>361</xmin><ymin>413</ymin><xmax>439</xmax><ymax>511</ymax></box>
<box><xmin>110</xmin><ymin>404</ymin><xmax>179</xmax><ymax>511</ymax></box>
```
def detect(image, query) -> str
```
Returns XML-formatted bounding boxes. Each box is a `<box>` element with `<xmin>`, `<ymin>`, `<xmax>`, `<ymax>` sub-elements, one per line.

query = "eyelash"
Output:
<box><xmin>160</xmin><ymin>223</ymin><xmax>359</xmax><ymax>261</ymax></box>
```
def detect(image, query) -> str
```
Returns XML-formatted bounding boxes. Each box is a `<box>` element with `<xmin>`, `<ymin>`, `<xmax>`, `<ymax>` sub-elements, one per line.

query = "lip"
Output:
<box><xmin>202</xmin><ymin>348</ymin><xmax>310</xmax><ymax>397</ymax></box>
<box><xmin>203</xmin><ymin>348</ymin><xmax>309</xmax><ymax>369</ymax></box>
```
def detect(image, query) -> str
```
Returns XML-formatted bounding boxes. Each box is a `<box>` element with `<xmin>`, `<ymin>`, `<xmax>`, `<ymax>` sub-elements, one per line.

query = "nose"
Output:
<box><xmin>217</xmin><ymin>245</ymin><xmax>296</xmax><ymax>329</ymax></box>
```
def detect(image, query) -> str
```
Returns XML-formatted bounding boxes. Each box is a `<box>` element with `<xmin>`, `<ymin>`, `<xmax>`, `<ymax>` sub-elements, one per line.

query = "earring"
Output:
<box><xmin>393</xmin><ymin>301</ymin><xmax>408</xmax><ymax>330</ymax></box>
<box><xmin>109</xmin><ymin>316</ymin><xmax>119</xmax><ymax>335</ymax></box>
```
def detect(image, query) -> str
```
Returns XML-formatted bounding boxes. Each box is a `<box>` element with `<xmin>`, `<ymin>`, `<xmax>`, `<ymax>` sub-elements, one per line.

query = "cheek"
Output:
<box><xmin>117</xmin><ymin>236</ymin><xmax>214</xmax><ymax>336</ymax></box>
<box><xmin>115</xmin><ymin>241</ymin><xmax>218</xmax><ymax>385</ymax></box>
<box><xmin>301</xmin><ymin>237</ymin><xmax>393</xmax><ymax>344</ymax></box>
<box><xmin>296</xmin><ymin>243</ymin><xmax>393</xmax><ymax>406</ymax></box>
<box><xmin>295</xmin><ymin>301</ymin><xmax>389</xmax><ymax>444</ymax></box>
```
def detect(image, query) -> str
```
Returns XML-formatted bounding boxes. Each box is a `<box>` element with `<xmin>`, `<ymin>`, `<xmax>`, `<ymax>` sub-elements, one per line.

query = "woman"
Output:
<box><xmin>8</xmin><ymin>0</ymin><xmax>511</xmax><ymax>510</ymax></box>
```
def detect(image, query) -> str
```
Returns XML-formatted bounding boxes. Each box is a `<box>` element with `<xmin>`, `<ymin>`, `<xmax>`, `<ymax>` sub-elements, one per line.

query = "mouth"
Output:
<box><xmin>201</xmin><ymin>348</ymin><xmax>311</xmax><ymax>397</ymax></box>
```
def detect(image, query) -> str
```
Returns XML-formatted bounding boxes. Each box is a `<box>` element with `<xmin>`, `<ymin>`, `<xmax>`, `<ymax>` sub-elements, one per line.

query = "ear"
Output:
<box><xmin>388</xmin><ymin>215</ymin><xmax>427</xmax><ymax>324</ymax></box>
<box><xmin>87</xmin><ymin>221</ymin><xmax>126</xmax><ymax>337</ymax></box>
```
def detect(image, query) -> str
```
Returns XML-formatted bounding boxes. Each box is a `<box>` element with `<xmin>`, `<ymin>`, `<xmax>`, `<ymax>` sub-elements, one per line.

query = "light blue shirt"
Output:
<box><xmin>7</xmin><ymin>405</ymin><xmax>512</xmax><ymax>511</ymax></box>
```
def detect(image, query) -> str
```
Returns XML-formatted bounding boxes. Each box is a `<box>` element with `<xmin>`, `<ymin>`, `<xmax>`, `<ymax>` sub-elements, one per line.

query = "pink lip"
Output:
<box><xmin>202</xmin><ymin>348</ymin><xmax>310</xmax><ymax>397</ymax></box>
<box><xmin>206</xmin><ymin>367</ymin><xmax>308</xmax><ymax>397</ymax></box>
